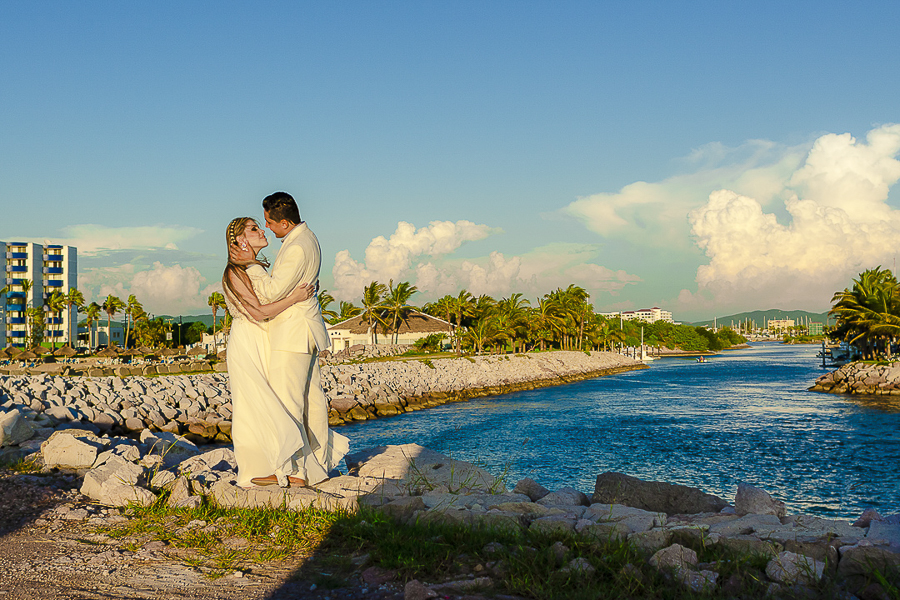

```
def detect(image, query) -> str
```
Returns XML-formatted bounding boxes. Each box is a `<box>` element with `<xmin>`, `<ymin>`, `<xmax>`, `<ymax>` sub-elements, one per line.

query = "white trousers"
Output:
<box><xmin>269</xmin><ymin>349</ymin><xmax>349</xmax><ymax>484</ymax></box>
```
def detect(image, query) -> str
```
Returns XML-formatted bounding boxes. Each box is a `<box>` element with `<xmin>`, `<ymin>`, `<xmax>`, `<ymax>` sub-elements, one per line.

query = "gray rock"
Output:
<box><xmin>41</xmin><ymin>430</ymin><xmax>106</xmax><ymax>469</ymax></box>
<box><xmin>140</xmin><ymin>430</ymin><xmax>200</xmax><ymax>467</ymax></box>
<box><xmin>765</xmin><ymin>551</ymin><xmax>825</xmax><ymax>585</ymax></box>
<box><xmin>167</xmin><ymin>477</ymin><xmax>193</xmax><ymax>506</ymax></box>
<box><xmin>676</xmin><ymin>569</ymin><xmax>718</xmax><ymax>593</ymax></box>
<box><xmin>346</xmin><ymin>444</ymin><xmax>503</xmax><ymax>494</ymax></box>
<box><xmin>81</xmin><ymin>454</ymin><xmax>155</xmax><ymax>507</ymax></box>
<box><xmin>649</xmin><ymin>543</ymin><xmax>698</xmax><ymax>571</ymax></box>
<box><xmin>734</xmin><ymin>482</ymin><xmax>786</xmax><ymax>517</ymax></box>
<box><xmin>150</xmin><ymin>470</ymin><xmax>177</xmax><ymax>490</ymax></box>
<box><xmin>560</xmin><ymin>557</ymin><xmax>595</xmax><ymax>576</ymax></box>
<box><xmin>530</xmin><ymin>515</ymin><xmax>576</xmax><ymax>536</ymax></box>
<box><xmin>537</xmin><ymin>487</ymin><xmax>590</xmax><ymax>507</ymax></box>
<box><xmin>585</xmin><ymin>503</ymin><xmax>664</xmax><ymax>533</ymax></box>
<box><xmin>513</xmin><ymin>477</ymin><xmax>550</xmax><ymax>501</ymax></box>
<box><xmin>837</xmin><ymin>543</ymin><xmax>900</xmax><ymax>588</ymax></box>
<box><xmin>853</xmin><ymin>508</ymin><xmax>883</xmax><ymax>528</ymax></box>
<box><xmin>868</xmin><ymin>520</ymin><xmax>900</xmax><ymax>553</ymax></box>
<box><xmin>593</xmin><ymin>472</ymin><xmax>726</xmax><ymax>515</ymax></box>
<box><xmin>0</xmin><ymin>408</ymin><xmax>36</xmax><ymax>447</ymax></box>
<box><xmin>404</xmin><ymin>579</ymin><xmax>439</xmax><ymax>600</ymax></box>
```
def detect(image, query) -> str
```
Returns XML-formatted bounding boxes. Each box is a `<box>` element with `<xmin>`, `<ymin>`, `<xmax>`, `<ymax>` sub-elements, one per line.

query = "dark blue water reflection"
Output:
<box><xmin>339</xmin><ymin>343</ymin><xmax>900</xmax><ymax>519</ymax></box>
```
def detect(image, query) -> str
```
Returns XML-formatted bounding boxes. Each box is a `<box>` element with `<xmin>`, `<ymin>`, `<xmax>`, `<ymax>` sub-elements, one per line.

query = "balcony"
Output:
<box><xmin>6</xmin><ymin>318</ymin><xmax>25</xmax><ymax>325</ymax></box>
<box><xmin>43</xmin><ymin>254</ymin><xmax>63</xmax><ymax>262</ymax></box>
<box><xmin>7</xmin><ymin>265</ymin><xmax>26</xmax><ymax>273</ymax></box>
<box><xmin>8</xmin><ymin>331</ymin><xmax>25</xmax><ymax>338</ymax></box>
<box><xmin>43</xmin><ymin>267</ymin><xmax>63</xmax><ymax>274</ymax></box>
<box><xmin>6</xmin><ymin>252</ymin><xmax>28</xmax><ymax>259</ymax></box>
<box><xmin>43</xmin><ymin>280</ymin><xmax>64</xmax><ymax>287</ymax></box>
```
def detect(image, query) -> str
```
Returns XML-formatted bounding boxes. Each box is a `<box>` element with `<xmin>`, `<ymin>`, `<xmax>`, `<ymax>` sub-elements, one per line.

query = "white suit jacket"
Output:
<box><xmin>246</xmin><ymin>222</ymin><xmax>331</xmax><ymax>354</ymax></box>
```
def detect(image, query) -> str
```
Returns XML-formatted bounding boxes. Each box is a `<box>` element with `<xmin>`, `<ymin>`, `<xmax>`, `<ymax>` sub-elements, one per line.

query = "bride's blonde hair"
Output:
<box><xmin>222</xmin><ymin>217</ymin><xmax>270</xmax><ymax>312</ymax></box>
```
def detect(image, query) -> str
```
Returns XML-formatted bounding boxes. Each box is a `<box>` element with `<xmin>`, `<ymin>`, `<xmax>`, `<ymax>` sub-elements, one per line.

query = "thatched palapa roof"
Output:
<box><xmin>328</xmin><ymin>310</ymin><xmax>453</xmax><ymax>335</ymax></box>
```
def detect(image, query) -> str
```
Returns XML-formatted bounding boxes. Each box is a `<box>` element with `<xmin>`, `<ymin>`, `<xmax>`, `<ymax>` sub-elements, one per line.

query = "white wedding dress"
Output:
<box><xmin>225</xmin><ymin>291</ymin><xmax>347</xmax><ymax>488</ymax></box>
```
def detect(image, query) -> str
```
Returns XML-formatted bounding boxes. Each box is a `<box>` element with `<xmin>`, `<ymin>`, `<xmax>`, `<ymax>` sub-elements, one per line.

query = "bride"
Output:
<box><xmin>222</xmin><ymin>216</ymin><xmax>326</xmax><ymax>488</ymax></box>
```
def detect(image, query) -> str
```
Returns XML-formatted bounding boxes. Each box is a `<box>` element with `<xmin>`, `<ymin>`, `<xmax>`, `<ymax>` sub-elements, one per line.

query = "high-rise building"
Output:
<box><xmin>1</xmin><ymin>241</ymin><xmax>78</xmax><ymax>347</ymax></box>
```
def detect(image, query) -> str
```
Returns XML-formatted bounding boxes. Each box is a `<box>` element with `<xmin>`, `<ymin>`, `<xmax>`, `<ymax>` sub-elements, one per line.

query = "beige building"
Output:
<box><xmin>327</xmin><ymin>310</ymin><xmax>453</xmax><ymax>351</ymax></box>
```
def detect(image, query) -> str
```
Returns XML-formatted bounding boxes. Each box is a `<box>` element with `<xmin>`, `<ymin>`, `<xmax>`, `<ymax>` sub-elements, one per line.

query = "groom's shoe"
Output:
<box><xmin>250</xmin><ymin>475</ymin><xmax>279</xmax><ymax>486</ymax></box>
<box><xmin>287</xmin><ymin>476</ymin><xmax>307</xmax><ymax>487</ymax></box>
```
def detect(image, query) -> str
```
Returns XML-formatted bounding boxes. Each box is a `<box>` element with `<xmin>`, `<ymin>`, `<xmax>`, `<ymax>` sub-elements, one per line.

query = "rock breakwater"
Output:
<box><xmin>0</xmin><ymin>351</ymin><xmax>643</xmax><ymax>446</ymax></box>
<box><xmin>810</xmin><ymin>362</ymin><xmax>900</xmax><ymax>395</ymax></box>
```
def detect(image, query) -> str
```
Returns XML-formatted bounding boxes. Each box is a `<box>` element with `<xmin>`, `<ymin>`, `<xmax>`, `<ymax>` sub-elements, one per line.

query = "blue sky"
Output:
<box><xmin>2</xmin><ymin>2</ymin><xmax>899</xmax><ymax>321</ymax></box>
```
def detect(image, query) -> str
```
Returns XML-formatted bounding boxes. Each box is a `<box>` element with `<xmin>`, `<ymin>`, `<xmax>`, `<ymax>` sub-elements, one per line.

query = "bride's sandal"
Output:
<box><xmin>287</xmin><ymin>476</ymin><xmax>307</xmax><ymax>487</ymax></box>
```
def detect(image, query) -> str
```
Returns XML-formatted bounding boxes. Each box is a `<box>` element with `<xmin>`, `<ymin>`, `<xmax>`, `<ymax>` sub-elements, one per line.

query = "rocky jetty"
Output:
<box><xmin>0</xmin><ymin>351</ymin><xmax>643</xmax><ymax>447</ymax></box>
<box><xmin>810</xmin><ymin>362</ymin><xmax>900</xmax><ymax>395</ymax></box>
<box><xmin>11</xmin><ymin>434</ymin><xmax>900</xmax><ymax>598</ymax></box>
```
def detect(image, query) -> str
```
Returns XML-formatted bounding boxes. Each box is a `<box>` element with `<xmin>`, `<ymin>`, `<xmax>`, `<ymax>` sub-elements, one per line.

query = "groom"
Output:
<box><xmin>244</xmin><ymin>191</ymin><xmax>342</xmax><ymax>484</ymax></box>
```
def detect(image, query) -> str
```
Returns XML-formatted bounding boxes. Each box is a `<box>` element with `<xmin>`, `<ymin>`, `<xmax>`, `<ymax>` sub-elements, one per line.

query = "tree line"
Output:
<box><xmin>0</xmin><ymin>281</ymin><xmax>214</xmax><ymax>349</ymax></box>
<box><xmin>313</xmin><ymin>281</ymin><xmax>746</xmax><ymax>355</ymax></box>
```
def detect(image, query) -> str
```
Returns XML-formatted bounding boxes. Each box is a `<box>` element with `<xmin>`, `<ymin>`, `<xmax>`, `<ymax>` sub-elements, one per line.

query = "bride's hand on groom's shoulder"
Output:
<box><xmin>289</xmin><ymin>283</ymin><xmax>314</xmax><ymax>303</ymax></box>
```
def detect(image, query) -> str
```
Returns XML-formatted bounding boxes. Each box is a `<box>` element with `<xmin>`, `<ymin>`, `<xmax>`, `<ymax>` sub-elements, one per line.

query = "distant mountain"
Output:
<box><xmin>688</xmin><ymin>309</ymin><xmax>833</xmax><ymax>328</ymax></box>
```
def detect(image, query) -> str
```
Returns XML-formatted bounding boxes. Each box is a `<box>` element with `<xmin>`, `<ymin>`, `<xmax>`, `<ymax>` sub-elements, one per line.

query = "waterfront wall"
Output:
<box><xmin>810</xmin><ymin>362</ymin><xmax>900</xmax><ymax>395</ymax></box>
<box><xmin>0</xmin><ymin>351</ymin><xmax>644</xmax><ymax>445</ymax></box>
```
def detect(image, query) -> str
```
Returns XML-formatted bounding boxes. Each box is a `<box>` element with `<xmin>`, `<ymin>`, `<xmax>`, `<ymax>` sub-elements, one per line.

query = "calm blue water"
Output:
<box><xmin>339</xmin><ymin>343</ymin><xmax>900</xmax><ymax>520</ymax></box>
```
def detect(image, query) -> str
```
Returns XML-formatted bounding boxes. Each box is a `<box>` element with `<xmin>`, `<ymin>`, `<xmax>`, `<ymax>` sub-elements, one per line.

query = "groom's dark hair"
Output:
<box><xmin>262</xmin><ymin>191</ymin><xmax>301</xmax><ymax>225</ymax></box>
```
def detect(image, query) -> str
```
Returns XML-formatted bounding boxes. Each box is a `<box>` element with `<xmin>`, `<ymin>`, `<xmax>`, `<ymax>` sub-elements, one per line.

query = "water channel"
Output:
<box><xmin>339</xmin><ymin>343</ymin><xmax>900</xmax><ymax>520</ymax></box>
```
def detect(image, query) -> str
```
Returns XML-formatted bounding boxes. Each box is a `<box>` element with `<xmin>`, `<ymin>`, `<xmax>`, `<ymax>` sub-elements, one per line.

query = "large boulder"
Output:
<box><xmin>41</xmin><ymin>430</ymin><xmax>106</xmax><ymax>469</ymax></box>
<box><xmin>0</xmin><ymin>408</ymin><xmax>36</xmax><ymax>447</ymax></box>
<box><xmin>346</xmin><ymin>444</ymin><xmax>504</xmax><ymax>494</ymax></box>
<box><xmin>734</xmin><ymin>483</ymin><xmax>786</xmax><ymax>517</ymax></box>
<box><xmin>593</xmin><ymin>472</ymin><xmax>727</xmax><ymax>515</ymax></box>
<box><xmin>81</xmin><ymin>454</ymin><xmax>155</xmax><ymax>507</ymax></box>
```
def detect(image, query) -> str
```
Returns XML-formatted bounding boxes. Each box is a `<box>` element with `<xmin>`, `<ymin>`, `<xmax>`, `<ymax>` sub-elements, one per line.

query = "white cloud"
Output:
<box><xmin>687</xmin><ymin>124</ymin><xmax>900</xmax><ymax>310</ymax></box>
<box><xmin>564</xmin><ymin>139</ymin><xmax>807</xmax><ymax>249</ymax></box>
<box><xmin>331</xmin><ymin>220</ymin><xmax>499</xmax><ymax>298</ymax></box>
<box><xmin>78</xmin><ymin>262</ymin><xmax>217</xmax><ymax>316</ymax></box>
<box><xmin>58</xmin><ymin>224</ymin><xmax>202</xmax><ymax>256</ymax></box>
<box><xmin>332</xmin><ymin>228</ymin><xmax>640</xmax><ymax>303</ymax></box>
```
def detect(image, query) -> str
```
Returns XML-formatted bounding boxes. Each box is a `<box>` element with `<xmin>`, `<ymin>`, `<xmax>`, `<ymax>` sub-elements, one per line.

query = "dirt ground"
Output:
<box><xmin>0</xmin><ymin>470</ymin><xmax>414</xmax><ymax>600</ymax></box>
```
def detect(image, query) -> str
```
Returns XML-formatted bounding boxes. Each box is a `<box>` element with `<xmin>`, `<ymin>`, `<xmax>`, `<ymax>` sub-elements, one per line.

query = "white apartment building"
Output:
<box><xmin>1</xmin><ymin>241</ymin><xmax>78</xmax><ymax>347</ymax></box>
<box><xmin>601</xmin><ymin>307</ymin><xmax>675</xmax><ymax>324</ymax></box>
<box><xmin>766</xmin><ymin>318</ymin><xmax>795</xmax><ymax>332</ymax></box>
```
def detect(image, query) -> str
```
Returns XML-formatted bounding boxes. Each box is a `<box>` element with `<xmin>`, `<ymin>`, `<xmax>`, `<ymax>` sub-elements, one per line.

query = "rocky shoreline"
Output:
<box><xmin>810</xmin><ymin>362</ymin><xmax>900</xmax><ymax>395</ymax></box>
<box><xmin>3</xmin><ymin>435</ymin><xmax>899</xmax><ymax>599</ymax></box>
<box><xmin>0</xmin><ymin>351</ymin><xmax>644</xmax><ymax>452</ymax></box>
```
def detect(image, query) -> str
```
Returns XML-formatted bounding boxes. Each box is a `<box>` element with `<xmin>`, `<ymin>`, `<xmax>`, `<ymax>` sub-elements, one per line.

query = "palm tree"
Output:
<box><xmin>124</xmin><ymin>294</ymin><xmax>144</xmax><ymax>349</ymax></box>
<box><xmin>360</xmin><ymin>281</ymin><xmax>388</xmax><ymax>345</ymax></box>
<box><xmin>337</xmin><ymin>301</ymin><xmax>363</xmax><ymax>323</ymax></box>
<box><xmin>102</xmin><ymin>295</ymin><xmax>125</xmax><ymax>347</ymax></box>
<box><xmin>83</xmin><ymin>302</ymin><xmax>102</xmax><ymax>348</ymax></box>
<box><xmin>45</xmin><ymin>290</ymin><xmax>68</xmax><ymax>350</ymax></box>
<box><xmin>497</xmin><ymin>293</ymin><xmax>531</xmax><ymax>353</ymax></box>
<box><xmin>449</xmin><ymin>290</ymin><xmax>475</xmax><ymax>355</ymax></box>
<box><xmin>318</xmin><ymin>288</ymin><xmax>338</xmax><ymax>323</ymax></box>
<box><xmin>65</xmin><ymin>288</ymin><xmax>85</xmax><ymax>347</ymax></box>
<box><xmin>529</xmin><ymin>297</ymin><xmax>564</xmax><ymax>351</ymax></box>
<box><xmin>208</xmin><ymin>292</ymin><xmax>227</xmax><ymax>349</ymax></box>
<box><xmin>830</xmin><ymin>267</ymin><xmax>900</xmax><ymax>359</ymax></box>
<box><xmin>385</xmin><ymin>280</ymin><xmax>419</xmax><ymax>343</ymax></box>
<box><xmin>20</xmin><ymin>279</ymin><xmax>33</xmax><ymax>345</ymax></box>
